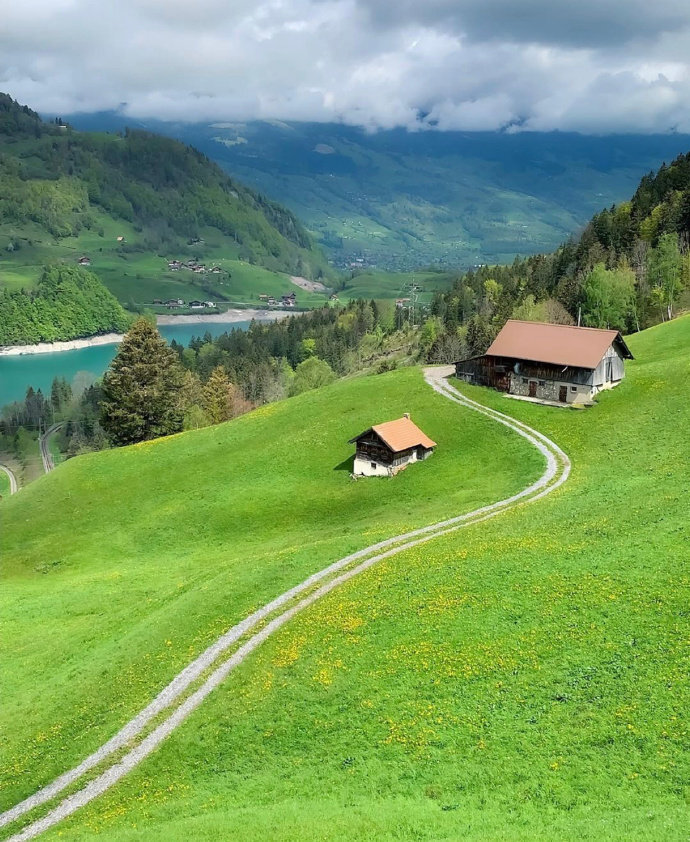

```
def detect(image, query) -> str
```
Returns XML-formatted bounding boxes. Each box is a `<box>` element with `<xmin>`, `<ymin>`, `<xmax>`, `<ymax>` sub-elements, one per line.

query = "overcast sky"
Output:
<box><xmin>3</xmin><ymin>0</ymin><xmax>690</xmax><ymax>133</ymax></box>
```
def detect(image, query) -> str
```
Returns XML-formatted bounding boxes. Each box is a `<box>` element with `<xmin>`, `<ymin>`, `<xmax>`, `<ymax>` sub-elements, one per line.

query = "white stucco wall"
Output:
<box><xmin>353</xmin><ymin>456</ymin><xmax>392</xmax><ymax>477</ymax></box>
<box><xmin>353</xmin><ymin>450</ymin><xmax>423</xmax><ymax>477</ymax></box>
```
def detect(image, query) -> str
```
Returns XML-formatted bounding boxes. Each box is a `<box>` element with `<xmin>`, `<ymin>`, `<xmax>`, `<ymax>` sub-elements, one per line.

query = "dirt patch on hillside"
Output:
<box><xmin>290</xmin><ymin>276</ymin><xmax>329</xmax><ymax>293</ymax></box>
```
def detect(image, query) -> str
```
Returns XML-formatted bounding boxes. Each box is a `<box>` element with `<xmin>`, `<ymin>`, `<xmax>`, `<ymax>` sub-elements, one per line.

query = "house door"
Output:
<box><xmin>528</xmin><ymin>381</ymin><xmax>537</xmax><ymax>398</ymax></box>
<box><xmin>559</xmin><ymin>385</ymin><xmax>568</xmax><ymax>403</ymax></box>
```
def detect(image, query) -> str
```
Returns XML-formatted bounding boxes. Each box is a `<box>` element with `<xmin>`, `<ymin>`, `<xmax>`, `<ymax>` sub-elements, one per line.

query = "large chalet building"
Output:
<box><xmin>455</xmin><ymin>320</ymin><xmax>634</xmax><ymax>405</ymax></box>
<box><xmin>350</xmin><ymin>415</ymin><xmax>436</xmax><ymax>477</ymax></box>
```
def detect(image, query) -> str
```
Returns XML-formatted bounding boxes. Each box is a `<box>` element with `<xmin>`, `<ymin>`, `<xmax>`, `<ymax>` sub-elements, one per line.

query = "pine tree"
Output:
<box><xmin>202</xmin><ymin>366</ymin><xmax>233</xmax><ymax>425</ymax></box>
<box><xmin>101</xmin><ymin>318</ymin><xmax>185</xmax><ymax>445</ymax></box>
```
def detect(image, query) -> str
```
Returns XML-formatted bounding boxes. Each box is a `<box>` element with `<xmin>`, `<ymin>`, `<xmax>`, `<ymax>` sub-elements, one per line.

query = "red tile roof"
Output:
<box><xmin>486</xmin><ymin>320</ymin><xmax>633</xmax><ymax>369</ymax></box>
<box><xmin>351</xmin><ymin>416</ymin><xmax>436</xmax><ymax>453</ymax></box>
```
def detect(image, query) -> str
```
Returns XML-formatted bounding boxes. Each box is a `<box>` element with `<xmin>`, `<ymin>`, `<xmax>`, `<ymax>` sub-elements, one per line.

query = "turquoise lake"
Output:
<box><xmin>0</xmin><ymin>321</ymin><xmax>254</xmax><ymax>407</ymax></box>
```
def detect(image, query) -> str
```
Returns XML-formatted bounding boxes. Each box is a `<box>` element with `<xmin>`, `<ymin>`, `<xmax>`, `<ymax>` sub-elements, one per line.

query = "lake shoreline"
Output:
<box><xmin>0</xmin><ymin>310</ymin><xmax>284</xmax><ymax>356</ymax></box>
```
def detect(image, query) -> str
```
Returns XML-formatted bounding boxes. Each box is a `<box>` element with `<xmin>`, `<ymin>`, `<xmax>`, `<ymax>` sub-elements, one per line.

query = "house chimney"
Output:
<box><xmin>403</xmin><ymin>412</ymin><xmax>410</xmax><ymax>420</ymax></box>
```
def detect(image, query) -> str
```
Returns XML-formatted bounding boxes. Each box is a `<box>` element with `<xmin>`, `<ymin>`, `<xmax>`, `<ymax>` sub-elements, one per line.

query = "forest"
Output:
<box><xmin>423</xmin><ymin>151</ymin><xmax>690</xmax><ymax>360</ymax></box>
<box><xmin>0</xmin><ymin>265</ymin><xmax>131</xmax><ymax>344</ymax></box>
<box><xmin>0</xmin><ymin>93</ymin><xmax>329</xmax><ymax>280</ymax></box>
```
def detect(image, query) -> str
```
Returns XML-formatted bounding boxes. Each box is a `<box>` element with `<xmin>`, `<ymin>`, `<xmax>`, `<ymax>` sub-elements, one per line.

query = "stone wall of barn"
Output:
<box><xmin>508</xmin><ymin>373</ymin><xmax>594</xmax><ymax>404</ymax></box>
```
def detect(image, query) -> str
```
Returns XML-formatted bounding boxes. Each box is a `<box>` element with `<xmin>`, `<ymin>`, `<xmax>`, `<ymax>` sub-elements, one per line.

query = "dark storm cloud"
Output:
<box><xmin>360</xmin><ymin>0</ymin><xmax>688</xmax><ymax>48</ymax></box>
<box><xmin>1</xmin><ymin>0</ymin><xmax>690</xmax><ymax>132</ymax></box>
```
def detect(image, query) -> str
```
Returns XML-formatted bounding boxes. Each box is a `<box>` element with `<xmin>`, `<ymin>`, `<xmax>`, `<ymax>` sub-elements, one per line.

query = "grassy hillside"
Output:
<box><xmin>10</xmin><ymin>314</ymin><xmax>685</xmax><ymax>841</ymax></box>
<box><xmin>339</xmin><ymin>269</ymin><xmax>456</xmax><ymax>304</ymax></box>
<box><xmin>0</xmin><ymin>94</ymin><xmax>331</xmax><ymax>310</ymax></box>
<box><xmin>0</xmin><ymin>367</ymin><xmax>542</xmax><ymax>818</ymax></box>
<box><xmin>72</xmin><ymin>116</ymin><xmax>690</xmax><ymax>271</ymax></box>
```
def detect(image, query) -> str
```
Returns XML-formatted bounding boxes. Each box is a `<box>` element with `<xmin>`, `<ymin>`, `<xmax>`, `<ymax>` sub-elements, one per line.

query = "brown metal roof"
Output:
<box><xmin>485</xmin><ymin>320</ymin><xmax>633</xmax><ymax>369</ymax></box>
<box><xmin>350</xmin><ymin>416</ymin><xmax>436</xmax><ymax>453</ymax></box>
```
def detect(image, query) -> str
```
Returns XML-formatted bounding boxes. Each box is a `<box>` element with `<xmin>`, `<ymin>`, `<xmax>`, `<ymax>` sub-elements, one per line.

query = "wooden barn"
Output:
<box><xmin>455</xmin><ymin>320</ymin><xmax>634</xmax><ymax>405</ymax></box>
<box><xmin>350</xmin><ymin>414</ymin><xmax>436</xmax><ymax>477</ymax></box>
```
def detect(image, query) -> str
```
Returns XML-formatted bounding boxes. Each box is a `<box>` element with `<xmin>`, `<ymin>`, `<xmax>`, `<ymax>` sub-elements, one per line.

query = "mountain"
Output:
<box><xmin>0</xmin><ymin>95</ymin><xmax>331</xmax><ymax>311</ymax></box>
<box><xmin>63</xmin><ymin>113</ymin><xmax>690</xmax><ymax>270</ymax></box>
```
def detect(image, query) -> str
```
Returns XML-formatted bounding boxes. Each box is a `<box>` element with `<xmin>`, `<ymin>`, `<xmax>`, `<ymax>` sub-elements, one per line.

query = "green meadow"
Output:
<box><xmin>339</xmin><ymin>269</ymin><xmax>456</xmax><ymax>304</ymax></box>
<box><xmin>0</xmin><ymin>218</ymin><xmax>329</xmax><ymax>310</ymax></box>
<box><xmin>0</xmin><ymin>367</ymin><xmax>541</xmax><ymax>820</ymax></box>
<box><xmin>2</xmin><ymin>316</ymin><xmax>688</xmax><ymax>840</ymax></box>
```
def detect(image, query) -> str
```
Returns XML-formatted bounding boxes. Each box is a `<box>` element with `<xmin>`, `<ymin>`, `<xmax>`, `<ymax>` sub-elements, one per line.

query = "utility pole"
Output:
<box><xmin>407</xmin><ymin>277</ymin><xmax>419</xmax><ymax>327</ymax></box>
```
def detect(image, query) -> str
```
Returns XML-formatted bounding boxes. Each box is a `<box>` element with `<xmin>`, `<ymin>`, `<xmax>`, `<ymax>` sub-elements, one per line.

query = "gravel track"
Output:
<box><xmin>0</xmin><ymin>464</ymin><xmax>18</xmax><ymax>495</ymax></box>
<box><xmin>2</xmin><ymin>367</ymin><xmax>570</xmax><ymax>840</ymax></box>
<box><xmin>38</xmin><ymin>424</ymin><xmax>63</xmax><ymax>474</ymax></box>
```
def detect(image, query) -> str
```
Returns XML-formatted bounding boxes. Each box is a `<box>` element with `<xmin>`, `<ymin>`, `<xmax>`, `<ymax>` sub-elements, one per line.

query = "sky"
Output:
<box><xmin>2</xmin><ymin>0</ymin><xmax>690</xmax><ymax>133</ymax></box>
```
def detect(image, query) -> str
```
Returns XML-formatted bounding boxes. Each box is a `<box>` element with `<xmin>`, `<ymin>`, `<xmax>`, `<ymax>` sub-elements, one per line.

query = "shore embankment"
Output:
<box><xmin>0</xmin><ymin>310</ymin><xmax>285</xmax><ymax>356</ymax></box>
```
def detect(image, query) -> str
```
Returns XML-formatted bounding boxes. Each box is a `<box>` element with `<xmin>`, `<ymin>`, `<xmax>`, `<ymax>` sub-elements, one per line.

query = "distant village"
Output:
<box><xmin>76</xmin><ymin>254</ymin><xmax>306</xmax><ymax>310</ymax></box>
<box><xmin>166</xmin><ymin>259</ymin><xmax>222</xmax><ymax>275</ymax></box>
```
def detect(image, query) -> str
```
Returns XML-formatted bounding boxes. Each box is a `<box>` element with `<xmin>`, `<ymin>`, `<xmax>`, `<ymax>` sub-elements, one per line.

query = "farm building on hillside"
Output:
<box><xmin>455</xmin><ymin>319</ymin><xmax>634</xmax><ymax>405</ymax></box>
<box><xmin>350</xmin><ymin>414</ymin><xmax>436</xmax><ymax>477</ymax></box>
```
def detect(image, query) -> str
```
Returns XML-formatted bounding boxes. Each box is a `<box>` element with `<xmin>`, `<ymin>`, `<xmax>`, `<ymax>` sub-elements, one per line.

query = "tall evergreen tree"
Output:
<box><xmin>101</xmin><ymin>318</ymin><xmax>184</xmax><ymax>445</ymax></box>
<box><xmin>202</xmin><ymin>366</ymin><xmax>233</xmax><ymax>425</ymax></box>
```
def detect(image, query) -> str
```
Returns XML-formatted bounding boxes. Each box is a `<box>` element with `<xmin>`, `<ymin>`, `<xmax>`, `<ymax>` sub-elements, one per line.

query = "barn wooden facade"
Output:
<box><xmin>455</xmin><ymin>320</ymin><xmax>633</xmax><ymax>405</ymax></box>
<box><xmin>350</xmin><ymin>415</ymin><xmax>436</xmax><ymax>477</ymax></box>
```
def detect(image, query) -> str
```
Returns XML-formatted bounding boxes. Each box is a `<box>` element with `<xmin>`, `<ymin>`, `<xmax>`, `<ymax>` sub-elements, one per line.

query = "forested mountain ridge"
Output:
<box><xmin>426</xmin><ymin>151</ymin><xmax>690</xmax><ymax>360</ymax></box>
<box><xmin>0</xmin><ymin>93</ymin><xmax>330</xmax><ymax>297</ymax></box>
<box><xmin>64</xmin><ymin>114</ymin><xmax>690</xmax><ymax>271</ymax></box>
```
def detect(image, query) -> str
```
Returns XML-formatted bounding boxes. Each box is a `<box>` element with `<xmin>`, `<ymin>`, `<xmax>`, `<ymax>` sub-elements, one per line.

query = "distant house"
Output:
<box><xmin>455</xmin><ymin>320</ymin><xmax>634</xmax><ymax>405</ymax></box>
<box><xmin>395</xmin><ymin>298</ymin><xmax>410</xmax><ymax>309</ymax></box>
<box><xmin>165</xmin><ymin>298</ymin><xmax>184</xmax><ymax>308</ymax></box>
<box><xmin>189</xmin><ymin>300</ymin><xmax>205</xmax><ymax>309</ymax></box>
<box><xmin>210</xmin><ymin>266</ymin><xmax>222</xmax><ymax>273</ymax></box>
<box><xmin>258</xmin><ymin>294</ymin><xmax>269</xmax><ymax>301</ymax></box>
<box><xmin>168</xmin><ymin>260</ymin><xmax>182</xmax><ymax>271</ymax></box>
<box><xmin>77</xmin><ymin>256</ymin><xmax>91</xmax><ymax>266</ymax></box>
<box><xmin>205</xmin><ymin>301</ymin><xmax>215</xmax><ymax>308</ymax></box>
<box><xmin>152</xmin><ymin>299</ymin><xmax>163</xmax><ymax>305</ymax></box>
<box><xmin>349</xmin><ymin>414</ymin><xmax>436</xmax><ymax>477</ymax></box>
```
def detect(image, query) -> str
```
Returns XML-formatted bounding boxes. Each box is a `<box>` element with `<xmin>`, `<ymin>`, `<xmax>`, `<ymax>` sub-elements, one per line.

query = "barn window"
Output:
<box><xmin>370</xmin><ymin>462</ymin><xmax>376</xmax><ymax>469</ymax></box>
<box><xmin>571</xmin><ymin>386</ymin><xmax>577</xmax><ymax>392</ymax></box>
<box><xmin>521</xmin><ymin>377</ymin><xmax>528</xmax><ymax>384</ymax></box>
<box><xmin>538</xmin><ymin>380</ymin><xmax>545</xmax><ymax>386</ymax></box>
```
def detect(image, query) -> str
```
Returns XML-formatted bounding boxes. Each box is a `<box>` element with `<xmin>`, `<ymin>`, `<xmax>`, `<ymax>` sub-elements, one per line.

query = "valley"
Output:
<box><xmin>66</xmin><ymin>114</ymin><xmax>690</xmax><ymax>270</ymax></box>
<box><xmin>1</xmin><ymin>84</ymin><xmax>690</xmax><ymax>842</ymax></box>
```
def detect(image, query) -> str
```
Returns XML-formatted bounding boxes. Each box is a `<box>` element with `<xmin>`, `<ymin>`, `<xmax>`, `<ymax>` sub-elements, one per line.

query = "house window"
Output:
<box><xmin>370</xmin><ymin>462</ymin><xmax>376</xmax><ymax>469</ymax></box>
<box><xmin>538</xmin><ymin>380</ymin><xmax>545</xmax><ymax>386</ymax></box>
<box><xmin>571</xmin><ymin>386</ymin><xmax>577</xmax><ymax>392</ymax></box>
<box><xmin>521</xmin><ymin>377</ymin><xmax>528</xmax><ymax>384</ymax></box>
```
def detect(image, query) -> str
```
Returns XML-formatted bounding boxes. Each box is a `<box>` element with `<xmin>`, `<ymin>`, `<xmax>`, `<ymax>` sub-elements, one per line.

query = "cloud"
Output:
<box><xmin>1</xmin><ymin>0</ymin><xmax>690</xmax><ymax>132</ymax></box>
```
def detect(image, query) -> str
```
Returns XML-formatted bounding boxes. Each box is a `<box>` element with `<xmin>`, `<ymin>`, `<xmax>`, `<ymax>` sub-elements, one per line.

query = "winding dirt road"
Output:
<box><xmin>0</xmin><ymin>463</ymin><xmax>18</xmax><ymax>495</ymax></box>
<box><xmin>2</xmin><ymin>368</ymin><xmax>571</xmax><ymax>841</ymax></box>
<box><xmin>38</xmin><ymin>424</ymin><xmax>63</xmax><ymax>474</ymax></box>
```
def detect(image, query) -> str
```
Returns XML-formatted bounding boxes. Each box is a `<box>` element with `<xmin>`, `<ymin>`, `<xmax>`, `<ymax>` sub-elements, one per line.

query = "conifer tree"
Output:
<box><xmin>202</xmin><ymin>366</ymin><xmax>233</xmax><ymax>425</ymax></box>
<box><xmin>101</xmin><ymin>318</ymin><xmax>184</xmax><ymax>445</ymax></box>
